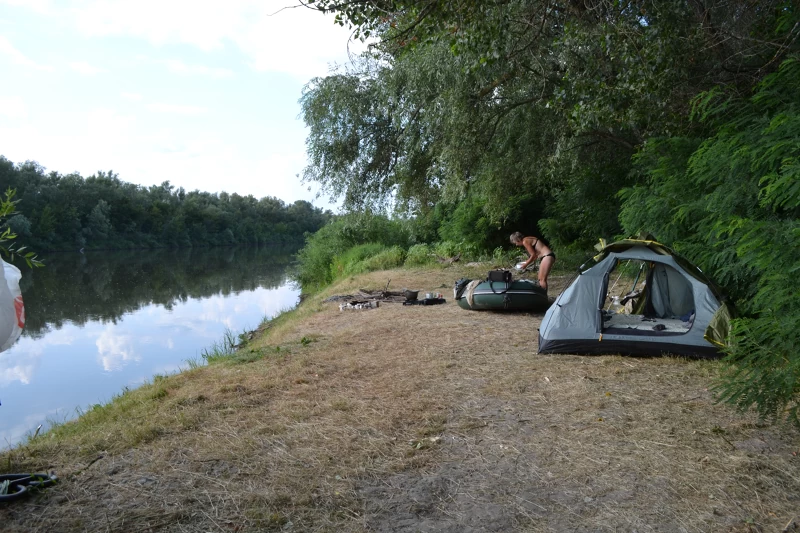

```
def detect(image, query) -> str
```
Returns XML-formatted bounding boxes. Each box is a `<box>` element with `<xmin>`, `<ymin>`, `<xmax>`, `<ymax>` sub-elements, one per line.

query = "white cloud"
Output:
<box><xmin>160</xmin><ymin>59</ymin><xmax>233</xmax><ymax>78</ymax></box>
<box><xmin>69</xmin><ymin>60</ymin><xmax>106</xmax><ymax>75</ymax></box>
<box><xmin>71</xmin><ymin>0</ymin><xmax>241</xmax><ymax>50</ymax></box>
<box><xmin>0</xmin><ymin>95</ymin><xmax>28</xmax><ymax>120</ymax></box>
<box><xmin>0</xmin><ymin>328</ymin><xmax>76</xmax><ymax>386</ymax></box>
<box><xmin>65</xmin><ymin>0</ymin><xmax>361</xmax><ymax>79</ymax></box>
<box><xmin>231</xmin><ymin>5</ymin><xmax>365</xmax><ymax>79</ymax></box>
<box><xmin>0</xmin><ymin>354</ymin><xmax>36</xmax><ymax>385</ymax></box>
<box><xmin>85</xmin><ymin>107</ymin><xmax>136</xmax><ymax>137</ymax></box>
<box><xmin>146</xmin><ymin>103</ymin><xmax>207</xmax><ymax>115</ymax></box>
<box><xmin>121</xmin><ymin>92</ymin><xmax>143</xmax><ymax>101</ymax></box>
<box><xmin>0</xmin><ymin>0</ymin><xmax>54</xmax><ymax>15</ymax></box>
<box><xmin>0</xmin><ymin>36</ymin><xmax>53</xmax><ymax>71</ymax></box>
<box><xmin>96</xmin><ymin>327</ymin><xmax>139</xmax><ymax>371</ymax></box>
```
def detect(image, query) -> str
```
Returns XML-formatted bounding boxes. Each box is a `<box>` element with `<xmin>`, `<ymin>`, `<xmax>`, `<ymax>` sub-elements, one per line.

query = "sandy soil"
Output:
<box><xmin>1</xmin><ymin>266</ymin><xmax>799</xmax><ymax>532</ymax></box>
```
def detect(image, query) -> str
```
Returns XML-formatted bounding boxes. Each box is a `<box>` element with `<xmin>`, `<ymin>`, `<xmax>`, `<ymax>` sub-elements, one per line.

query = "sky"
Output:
<box><xmin>0</xmin><ymin>0</ymin><xmax>364</xmax><ymax>208</ymax></box>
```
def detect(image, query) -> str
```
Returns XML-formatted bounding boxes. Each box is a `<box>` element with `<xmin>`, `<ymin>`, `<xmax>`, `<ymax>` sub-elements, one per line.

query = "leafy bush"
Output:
<box><xmin>363</xmin><ymin>246</ymin><xmax>405</xmax><ymax>271</ymax></box>
<box><xmin>491</xmin><ymin>246</ymin><xmax>521</xmax><ymax>266</ymax></box>
<box><xmin>295</xmin><ymin>223</ymin><xmax>343</xmax><ymax>289</ymax></box>
<box><xmin>0</xmin><ymin>189</ymin><xmax>42</xmax><ymax>267</ymax></box>
<box><xmin>433</xmin><ymin>241</ymin><xmax>481</xmax><ymax>262</ymax></box>
<box><xmin>330</xmin><ymin>243</ymin><xmax>386</xmax><ymax>279</ymax></box>
<box><xmin>295</xmin><ymin>212</ymin><xmax>412</xmax><ymax>291</ymax></box>
<box><xmin>405</xmin><ymin>244</ymin><xmax>436</xmax><ymax>266</ymax></box>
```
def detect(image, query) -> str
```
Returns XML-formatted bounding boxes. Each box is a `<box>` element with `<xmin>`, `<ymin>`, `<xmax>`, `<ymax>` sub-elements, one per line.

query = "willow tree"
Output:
<box><xmin>301</xmin><ymin>0</ymin><xmax>795</xmax><ymax>246</ymax></box>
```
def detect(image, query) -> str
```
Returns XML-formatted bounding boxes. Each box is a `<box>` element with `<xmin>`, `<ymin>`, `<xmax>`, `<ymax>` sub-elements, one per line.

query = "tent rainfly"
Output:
<box><xmin>538</xmin><ymin>239</ymin><xmax>734</xmax><ymax>358</ymax></box>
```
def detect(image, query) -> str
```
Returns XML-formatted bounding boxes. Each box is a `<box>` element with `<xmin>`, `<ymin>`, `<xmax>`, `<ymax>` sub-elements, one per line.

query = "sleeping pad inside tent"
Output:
<box><xmin>538</xmin><ymin>239</ymin><xmax>734</xmax><ymax>358</ymax></box>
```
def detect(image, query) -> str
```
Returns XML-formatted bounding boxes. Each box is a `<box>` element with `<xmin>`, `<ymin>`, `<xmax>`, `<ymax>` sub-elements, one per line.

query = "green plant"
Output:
<box><xmin>362</xmin><ymin>245</ymin><xmax>405</xmax><ymax>271</ymax></box>
<box><xmin>0</xmin><ymin>188</ymin><xmax>42</xmax><ymax>267</ymax></box>
<box><xmin>433</xmin><ymin>240</ymin><xmax>480</xmax><ymax>262</ymax></box>
<box><xmin>330</xmin><ymin>243</ymin><xmax>386</xmax><ymax>279</ymax></box>
<box><xmin>405</xmin><ymin>243</ymin><xmax>435</xmax><ymax>266</ymax></box>
<box><xmin>295</xmin><ymin>212</ymin><xmax>411</xmax><ymax>291</ymax></box>
<box><xmin>200</xmin><ymin>329</ymin><xmax>239</xmax><ymax>364</ymax></box>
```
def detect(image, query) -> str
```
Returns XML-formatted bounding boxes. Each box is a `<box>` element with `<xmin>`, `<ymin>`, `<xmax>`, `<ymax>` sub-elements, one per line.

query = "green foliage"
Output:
<box><xmin>319</xmin><ymin>242</ymin><xmax>406</xmax><ymax>287</ymax></box>
<box><xmin>362</xmin><ymin>245</ymin><xmax>406</xmax><ymax>271</ymax></box>
<box><xmin>303</xmin><ymin>1</ymin><xmax>795</xmax><ymax>248</ymax></box>
<box><xmin>436</xmin><ymin>195</ymin><xmax>496</xmax><ymax>248</ymax></box>
<box><xmin>330</xmin><ymin>243</ymin><xmax>387</xmax><ymax>279</ymax></box>
<box><xmin>432</xmin><ymin>240</ymin><xmax>481</xmax><ymax>262</ymax></box>
<box><xmin>0</xmin><ymin>188</ymin><xmax>42</xmax><ymax>268</ymax></box>
<box><xmin>620</xmin><ymin>56</ymin><xmax>800</xmax><ymax>424</ymax></box>
<box><xmin>6</xmin><ymin>214</ymin><xmax>31</xmax><ymax>237</ymax></box>
<box><xmin>295</xmin><ymin>212</ymin><xmax>411</xmax><ymax>290</ymax></box>
<box><xmin>200</xmin><ymin>329</ymin><xmax>239</xmax><ymax>364</ymax></box>
<box><xmin>491</xmin><ymin>246</ymin><xmax>518</xmax><ymax>265</ymax></box>
<box><xmin>404</xmin><ymin>243</ymin><xmax>435</xmax><ymax>266</ymax></box>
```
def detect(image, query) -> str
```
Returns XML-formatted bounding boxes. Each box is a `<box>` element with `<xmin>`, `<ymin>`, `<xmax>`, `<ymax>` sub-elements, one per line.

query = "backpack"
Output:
<box><xmin>487</xmin><ymin>270</ymin><xmax>513</xmax><ymax>283</ymax></box>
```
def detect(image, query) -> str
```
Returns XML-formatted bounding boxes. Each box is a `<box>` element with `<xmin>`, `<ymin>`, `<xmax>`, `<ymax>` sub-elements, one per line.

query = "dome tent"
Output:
<box><xmin>538</xmin><ymin>238</ymin><xmax>734</xmax><ymax>358</ymax></box>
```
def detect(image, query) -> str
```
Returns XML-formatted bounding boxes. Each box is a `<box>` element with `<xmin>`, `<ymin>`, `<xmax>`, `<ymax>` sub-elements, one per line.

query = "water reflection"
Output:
<box><xmin>1</xmin><ymin>246</ymin><xmax>299</xmax><ymax>448</ymax></box>
<box><xmin>20</xmin><ymin>246</ymin><xmax>294</xmax><ymax>337</ymax></box>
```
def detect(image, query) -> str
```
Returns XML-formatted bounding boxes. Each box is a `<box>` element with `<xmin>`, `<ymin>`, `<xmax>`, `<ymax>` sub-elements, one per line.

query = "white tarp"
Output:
<box><xmin>0</xmin><ymin>259</ymin><xmax>25</xmax><ymax>352</ymax></box>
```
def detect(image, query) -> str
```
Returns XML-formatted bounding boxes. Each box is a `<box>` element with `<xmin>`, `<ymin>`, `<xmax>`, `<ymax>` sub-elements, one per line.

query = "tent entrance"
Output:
<box><xmin>601</xmin><ymin>259</ymin><xmax>696</xmax><ymax>336</ymax></box>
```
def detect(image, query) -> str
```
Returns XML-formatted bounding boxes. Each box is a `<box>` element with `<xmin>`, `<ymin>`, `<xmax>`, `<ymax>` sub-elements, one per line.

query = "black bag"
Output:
<box><xmin>454</xmin><ymin>278</ymin><xmax>471</xmax><ymax>300</ymax></box>
<box><xmin>487</xmin><ymin>270</ymin><xmax>513</xmax><ymax>283</ymax></box>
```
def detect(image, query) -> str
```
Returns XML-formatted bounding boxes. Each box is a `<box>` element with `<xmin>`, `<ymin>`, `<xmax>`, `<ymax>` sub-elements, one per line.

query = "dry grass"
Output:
<box><xmin>1</xmin><ymin>265</ymin><xmax>799</xmax><ymax>532</ymax></box>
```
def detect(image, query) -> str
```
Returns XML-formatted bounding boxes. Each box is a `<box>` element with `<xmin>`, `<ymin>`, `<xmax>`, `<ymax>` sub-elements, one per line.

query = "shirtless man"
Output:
<box><xmin>510</xmin><ymin>231</ymin><xmax>556</xmax><ymax>291</ymax></box>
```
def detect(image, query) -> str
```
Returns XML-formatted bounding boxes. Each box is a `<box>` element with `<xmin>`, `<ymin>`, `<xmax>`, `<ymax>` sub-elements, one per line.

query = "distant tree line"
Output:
<box><xmin>0</xmin><ymin>157</ymin><xmax>332</xmax><ymax>251</ymax></box>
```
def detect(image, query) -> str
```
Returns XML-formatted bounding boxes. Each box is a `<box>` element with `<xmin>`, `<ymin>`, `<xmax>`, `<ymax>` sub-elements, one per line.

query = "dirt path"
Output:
<box><xmin>2</xmin><ymin>267</ymin><xmax>799</xmax><ymax>532</ymax></box>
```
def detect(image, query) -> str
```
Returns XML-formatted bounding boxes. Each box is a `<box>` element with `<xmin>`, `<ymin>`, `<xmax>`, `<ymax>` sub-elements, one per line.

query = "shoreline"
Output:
<box><xmin>2</xmin><ymin>263</ymin><xmax>799</xmax><ymax>532</ymax></box>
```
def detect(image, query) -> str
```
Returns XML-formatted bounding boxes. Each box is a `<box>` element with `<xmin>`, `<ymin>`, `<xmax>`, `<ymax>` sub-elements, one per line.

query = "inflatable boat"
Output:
<box><xmin>456</xmin><ymin>279</ymin><xmax>552</xmax><ymax>312</ymax></box>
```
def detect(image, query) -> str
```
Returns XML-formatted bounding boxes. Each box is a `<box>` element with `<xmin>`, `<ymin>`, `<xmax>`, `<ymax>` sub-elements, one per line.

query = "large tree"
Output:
<box><xmin>301</xmin><ymin>0</ymin><xmax>796</xmax><ymax>245</ymax></box>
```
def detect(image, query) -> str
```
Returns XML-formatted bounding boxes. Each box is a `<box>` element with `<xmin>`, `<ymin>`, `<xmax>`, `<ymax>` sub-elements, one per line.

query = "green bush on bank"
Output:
<box><xmin>295</xmin><ymin>212</ymin><xmax>412</xmax><ymax>291</ymax></box>
<box><xmin>364</xmin><ymin>245</ymin><xmax>405</xmax><ymax>271</ymax></box>
<box><xmin>330</xmin><ymin>243</ymin><xmax>387</xmax><ymax>279</ymax></box>
<box><xmin>405</xmin><ymin>244</ymin><xmax>435</xmax><ymax>266</ymax></box>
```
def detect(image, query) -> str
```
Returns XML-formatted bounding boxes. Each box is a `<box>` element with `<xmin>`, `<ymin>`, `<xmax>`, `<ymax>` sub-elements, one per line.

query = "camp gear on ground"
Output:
<box><xmin>538</xmin><ymin>238</ymin><xmax>734</xmax><ymax>358</ymax></box>
<box><xmin>403</xmin><ymin>289</ymin><xmax>419</xmax><ymax>301</ymax></box>
<box><xmin>403</xmin><ymin>297</ymin><xmax>446</xmax><ymax>306</ymax></box>
<box><xmin>0</xmin><ymin>473</ymin><xmax>58</xmax><ymax>502</ymax></box>
<box><xmin>456</xmin><ymin>278</ymin><xmax>551</xmax><ymax>312</ymax></box>
<box><xmin>339</xmin><ymin>300</ymin><xmax>380</xmax><ymax>311</ymax></box>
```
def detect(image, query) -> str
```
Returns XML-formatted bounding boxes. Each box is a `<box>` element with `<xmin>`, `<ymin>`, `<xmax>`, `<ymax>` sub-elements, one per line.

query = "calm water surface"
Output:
<box><xmin>0</xmin><ymin>247</ymin><xmax>300</xmax><ymax>448</ymax></box>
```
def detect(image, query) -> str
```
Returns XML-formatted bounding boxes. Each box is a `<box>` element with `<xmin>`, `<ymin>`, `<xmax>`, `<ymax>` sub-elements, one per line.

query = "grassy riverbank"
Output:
<box><xmin>2</xmin><ymin>263</ymin><xmax>799</xmax><ymax>532</ymax></box>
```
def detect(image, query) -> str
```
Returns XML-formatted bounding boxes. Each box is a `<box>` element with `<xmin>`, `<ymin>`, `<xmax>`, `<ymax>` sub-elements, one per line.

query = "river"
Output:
<box><xmin>0</xmin><ymin>246</ymin><xmax>300</xmax><ymax>449</ymax></box>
